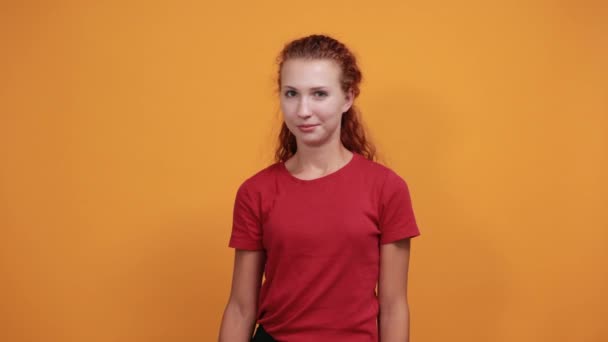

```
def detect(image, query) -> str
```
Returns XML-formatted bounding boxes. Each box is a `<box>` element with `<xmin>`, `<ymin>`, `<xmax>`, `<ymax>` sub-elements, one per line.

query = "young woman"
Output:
<box><xmin>218</xmin><ymin>34</ymin><xmax>421</xmax><ymax>342</ymax></box>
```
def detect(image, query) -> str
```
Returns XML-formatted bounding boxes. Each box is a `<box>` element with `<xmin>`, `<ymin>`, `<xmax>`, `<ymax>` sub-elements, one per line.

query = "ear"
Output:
<box><xmin>342</xmin><ymin>88</ymin><xmax>354</xmax><ymax>113</ymax></box>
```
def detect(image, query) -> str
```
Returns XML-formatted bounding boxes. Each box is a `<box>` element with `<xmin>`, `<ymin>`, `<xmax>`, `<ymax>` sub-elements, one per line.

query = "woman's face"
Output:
<box><xmin>279</xmin><ymin>58</ymin><xmax>353</xmax><ymax>148</ymax></box>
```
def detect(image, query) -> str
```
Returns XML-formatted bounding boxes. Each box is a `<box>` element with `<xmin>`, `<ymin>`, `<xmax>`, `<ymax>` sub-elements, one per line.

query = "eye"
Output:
<box><xmin>284</xmin><ymin>90</ymin><xmax>297</xmax><ymax>97</ymax></box>
<box><xmin>314</xmin><ymin>91</ymin><xmax>328</xmax><ymax>98</ymax></box>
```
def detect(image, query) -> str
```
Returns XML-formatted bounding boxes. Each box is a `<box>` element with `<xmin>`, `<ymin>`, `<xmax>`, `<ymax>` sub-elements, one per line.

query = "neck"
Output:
<box><xmin>291</xmin><ymin>140</ymin><xmax>353</xmax><ymax>173</ymax></box>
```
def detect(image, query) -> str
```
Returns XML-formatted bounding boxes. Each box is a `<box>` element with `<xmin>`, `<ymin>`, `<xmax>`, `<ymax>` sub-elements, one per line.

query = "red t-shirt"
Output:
<box><xmin>228</xmin><ymin>152</ymin><xmax>420</xmax><ymax>341</ymax></box>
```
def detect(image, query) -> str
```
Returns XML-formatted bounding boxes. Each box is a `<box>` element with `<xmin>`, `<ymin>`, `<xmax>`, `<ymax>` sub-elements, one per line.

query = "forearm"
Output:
<box><xmin>218</xmin><ymin>301</ymin><xmax>257</xmax><ymax>342</ymax></box>
<box><xmin>379</xmin><ymin>300</ymin><xmax>410</xmax><ymax>342</ymax></box>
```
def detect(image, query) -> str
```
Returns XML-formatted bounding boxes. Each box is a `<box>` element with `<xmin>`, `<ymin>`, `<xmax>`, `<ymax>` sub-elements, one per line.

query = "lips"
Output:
<box><xmin>297</xmin><ymin>124</ymin><xmax>319</xmax><ymax>133</ymax></box>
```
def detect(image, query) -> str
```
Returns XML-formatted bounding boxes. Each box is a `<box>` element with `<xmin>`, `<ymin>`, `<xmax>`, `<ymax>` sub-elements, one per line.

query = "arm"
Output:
<box><xmin>218</xmin><ymin>249</ymin><xmax>266</xmax><ymax>342</ymax></box>
<box><xmin>378</xmin><ymin>238</ymin><xmax>412</xmax><ymax>342</ymax></box>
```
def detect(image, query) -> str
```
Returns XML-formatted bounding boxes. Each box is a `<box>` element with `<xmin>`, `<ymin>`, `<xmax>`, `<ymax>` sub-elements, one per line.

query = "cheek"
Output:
<box><xmin>280</xmin><ymin>104</ymin><xmax>301</xmax><ymax>127</ymax></box>
<box><xmin>279</xmin><ymin>101</ymin><xmax>293</xmax><ymax>116</ymax></box>
<box><xmin>318</xmin><ymin>102</ymin><xmax>344</xmax><ymax>120</ymax></box>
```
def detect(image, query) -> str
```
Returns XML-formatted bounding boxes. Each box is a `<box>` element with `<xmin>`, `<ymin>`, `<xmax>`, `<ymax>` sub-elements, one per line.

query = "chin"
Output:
<box><xmin>301</xmin><ymin>135</ymin><xmax>332</xmax><ymax>147</ymax></box>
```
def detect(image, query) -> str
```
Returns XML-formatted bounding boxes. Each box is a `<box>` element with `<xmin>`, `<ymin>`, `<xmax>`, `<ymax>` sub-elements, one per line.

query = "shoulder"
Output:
<box><xmin>236</xmin><ymin>161</ymin><xmax>282</xmax><ymax>194</ymax></box>
<box><xmin>355</xmin><ymin>154</ymin><xmax>404</xmax><ymax>184</ymax></box>
<box><xmin>354</xmin><ymin>155</ymin><xmax>413</xmax><ymax>202</ymax></box>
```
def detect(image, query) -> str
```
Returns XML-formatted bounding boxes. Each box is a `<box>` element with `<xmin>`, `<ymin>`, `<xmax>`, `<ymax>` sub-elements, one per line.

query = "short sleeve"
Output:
<box><xmin>378</xmin><ymin>169</ymin><xmax>421</xmax><ymax>244</ymax></box>
<box><xmin>228</xmin><ymin>180</ymin><xmax>264</xmax><ymax>250</ymax></box>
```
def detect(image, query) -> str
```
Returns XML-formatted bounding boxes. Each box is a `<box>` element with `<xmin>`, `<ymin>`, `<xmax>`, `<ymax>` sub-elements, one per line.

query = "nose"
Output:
<box><xmin>296</xmin><ymin>97</ymin><xmax>312</xmax><ymax>118</ymax></box>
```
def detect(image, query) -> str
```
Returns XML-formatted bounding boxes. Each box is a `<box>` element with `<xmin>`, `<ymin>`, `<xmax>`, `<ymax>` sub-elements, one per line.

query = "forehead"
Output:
<box><xmin>280</xmin><ymin>58</ymin><xmax>341</xmax><ymax>88</ymax></box>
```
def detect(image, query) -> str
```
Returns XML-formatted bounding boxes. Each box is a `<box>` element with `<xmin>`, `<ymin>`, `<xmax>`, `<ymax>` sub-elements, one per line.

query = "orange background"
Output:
<box><xmin>1</xmin><ymin>1</ymin><xmax>607</xmax><ymax>341</ymax></box>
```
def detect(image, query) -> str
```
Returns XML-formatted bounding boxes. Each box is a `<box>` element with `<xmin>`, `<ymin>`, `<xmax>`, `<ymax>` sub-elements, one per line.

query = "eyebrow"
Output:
<box><xmin>283</xmin><ymin>86</ymin><xmax>329</xmax><ymax>91</ymax></box>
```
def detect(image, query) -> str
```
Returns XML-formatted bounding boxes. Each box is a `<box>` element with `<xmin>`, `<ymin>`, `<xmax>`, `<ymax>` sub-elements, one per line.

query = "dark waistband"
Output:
<box><xmin>252</xmin><ymin>324</ymin><xmax>276</xmax><ymax>342</ymax></box>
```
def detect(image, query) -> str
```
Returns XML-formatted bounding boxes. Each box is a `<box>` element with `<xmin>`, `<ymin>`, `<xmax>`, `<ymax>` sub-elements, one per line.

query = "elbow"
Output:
<box><xmin>379</xmin><ymin>294</ymin><xmax>409</xmax><ymax>315</ymax></box>
<box><xmin>226</xmin><ymin>298</ymin><xmax>258</xmax><ymax>321</ymax></box>
<box><xmin>218</xmin><ymin>301</ymin><xmax>258</xmax><ymax>342</ymax></box>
